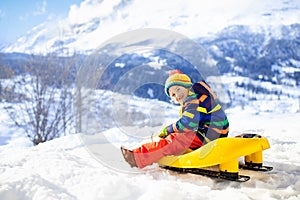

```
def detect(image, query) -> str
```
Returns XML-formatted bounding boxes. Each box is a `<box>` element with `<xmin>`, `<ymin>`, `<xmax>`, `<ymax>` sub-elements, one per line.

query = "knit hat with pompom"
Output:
<box><xmin>164</xmin><ymin>70</ymin><xmax>193</xmax><ymax>97</ymax></box>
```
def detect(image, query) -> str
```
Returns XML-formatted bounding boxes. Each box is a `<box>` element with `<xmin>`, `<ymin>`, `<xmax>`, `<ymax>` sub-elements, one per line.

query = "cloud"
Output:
<box><xmin>33</xmin><ymin>0</ymin><xmax>47</xmax><ymax>16</ymax></box>
<box><xmin>19</xmin><ymin>0</ymin><xmax>47</xmax><ymax>21</ymax></box>
<box><xmin>68</xmin><ymin>0</ymin><xmax>127</xmax><ymax>25</ymax></box>
<box><xmin>0</xmin><ymin>9</ymin><xmax>5</xmax><ymax>19</ymax></box>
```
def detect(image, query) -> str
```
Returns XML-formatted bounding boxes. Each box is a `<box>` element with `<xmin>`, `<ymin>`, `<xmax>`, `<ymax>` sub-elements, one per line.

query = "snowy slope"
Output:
<box><xmin>0</xmin><ymin>96</ymin><xmax>299</xmax><ymax>200</ymax></box>
<box><xmin>2</xmin><ymin>0</ymin><xmax>300</xmax><ymax>54</ymax></box>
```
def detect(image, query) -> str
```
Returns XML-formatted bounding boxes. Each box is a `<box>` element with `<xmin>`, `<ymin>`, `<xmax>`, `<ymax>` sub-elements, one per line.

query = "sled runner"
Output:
<box><xmin>158</xmin><ymin>134</ymin><xmax>273</xmax><ymax>182</ymax></box>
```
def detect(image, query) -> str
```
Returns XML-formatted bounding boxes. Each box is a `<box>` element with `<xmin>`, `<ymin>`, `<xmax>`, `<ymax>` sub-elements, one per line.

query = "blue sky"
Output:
<box><xmin>0</xmin><ymin>0</ymin><xmax>82</xmax><ymax>45</ymax></box>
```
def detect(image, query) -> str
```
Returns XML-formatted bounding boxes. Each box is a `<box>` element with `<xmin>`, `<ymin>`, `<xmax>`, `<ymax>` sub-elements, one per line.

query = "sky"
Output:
<box><xmin>0</xmin><ymin>0</ymin><xmax>82</xmax><ymax>45</ymax></box>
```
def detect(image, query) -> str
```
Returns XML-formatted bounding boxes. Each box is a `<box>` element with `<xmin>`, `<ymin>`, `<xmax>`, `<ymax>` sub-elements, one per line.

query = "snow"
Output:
<box><xmin>0</xmin><ymin>94</ymin><xmax>299</xmax><ymax>199</ymax></box>
<box><xmin>3</xmin><ymin>0</ymin><xmax>300</xmax><ymax>54</ymax></box>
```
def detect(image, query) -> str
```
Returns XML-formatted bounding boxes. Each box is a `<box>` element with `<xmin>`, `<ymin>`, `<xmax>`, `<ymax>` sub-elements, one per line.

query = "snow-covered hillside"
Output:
<box><xmin>0</xmin><ymin>91</ymin><xmax>299</xmax><ymax>200</ymax></box>
<box><xmin>2</xmin><ymin>0</ymin><xmax>300</xmax><ymax>54</ymax></box>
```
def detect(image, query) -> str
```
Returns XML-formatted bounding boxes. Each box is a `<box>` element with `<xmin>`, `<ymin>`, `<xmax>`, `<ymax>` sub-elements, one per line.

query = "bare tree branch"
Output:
<box><xmin>3</xmin><ymin>53</ymin><xmax>76</xmax><ymax>145</ymax></box>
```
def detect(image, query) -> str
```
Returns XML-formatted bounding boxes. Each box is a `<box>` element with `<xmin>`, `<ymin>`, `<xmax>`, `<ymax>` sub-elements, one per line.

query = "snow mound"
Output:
<box><xmin>0</xmin><ymin>110</ymin><xmax>299</xmax><ymax>199</ymax></box>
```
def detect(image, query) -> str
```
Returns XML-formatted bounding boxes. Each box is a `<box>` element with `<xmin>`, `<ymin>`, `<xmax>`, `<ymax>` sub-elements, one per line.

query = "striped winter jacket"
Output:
<box><xmin>166</xmin><ymin>81</ymin><xmax>229</xmax><ymax>145</ymax></box>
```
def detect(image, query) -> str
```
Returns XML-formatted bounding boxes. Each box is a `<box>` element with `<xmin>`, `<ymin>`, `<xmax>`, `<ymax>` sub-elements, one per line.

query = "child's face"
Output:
<box><xmin>169</xmin><ymin>85</ymin><xmax>189</xmax><ymax>105</ymax></box>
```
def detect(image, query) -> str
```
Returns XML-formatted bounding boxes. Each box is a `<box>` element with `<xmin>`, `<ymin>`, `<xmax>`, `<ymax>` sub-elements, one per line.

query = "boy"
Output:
<box><xmin>121</xmin><ymin>70</ymin><xmax>229</xmax><ymax>168</ymax></box>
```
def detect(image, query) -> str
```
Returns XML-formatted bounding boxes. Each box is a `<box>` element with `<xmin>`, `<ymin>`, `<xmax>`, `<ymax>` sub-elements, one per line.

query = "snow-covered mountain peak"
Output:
<box><xmin>2</xmin><ymin>0</ymin><xmax>300</xmax><ymax>54</ymax></box>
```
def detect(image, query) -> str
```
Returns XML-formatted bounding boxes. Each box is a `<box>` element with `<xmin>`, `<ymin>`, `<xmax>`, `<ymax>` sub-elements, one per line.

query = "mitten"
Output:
<box><xmin>158</xmin><ymin>126</ymin><xmax>168</xmax><ymax>138</ymax></box>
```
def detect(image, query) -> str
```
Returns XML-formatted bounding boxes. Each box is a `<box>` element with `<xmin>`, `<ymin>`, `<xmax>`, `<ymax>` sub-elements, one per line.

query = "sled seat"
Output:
<box><xmin>158</xmin><ymin>135</ymin><xmax>271</xmax><ymax>172</ymax></box>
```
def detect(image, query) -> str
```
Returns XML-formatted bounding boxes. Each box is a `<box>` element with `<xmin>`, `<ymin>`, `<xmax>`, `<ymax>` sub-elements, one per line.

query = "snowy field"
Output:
<box><xmin>0</xmin><ymin>96</ymin><xmax>299</xmax><ymax>200</ymax></box>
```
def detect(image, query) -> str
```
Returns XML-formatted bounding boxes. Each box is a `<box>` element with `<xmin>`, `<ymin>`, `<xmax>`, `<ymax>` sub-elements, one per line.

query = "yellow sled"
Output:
<box><xmin>158</xmin><ymin>134</ymin><xmax>272</xmax><ymax>181</ymax></box>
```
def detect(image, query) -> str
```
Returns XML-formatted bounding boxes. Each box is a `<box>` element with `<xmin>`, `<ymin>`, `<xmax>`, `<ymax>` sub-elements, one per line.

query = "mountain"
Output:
<box><xmin>1</xmin><ymin>0</ymin><xmax>300</xmax><ymax>112</ymax></box>
<box><xmin>2</xmin><ymin>24</ymin><xmax>300</xmax><ymax>112</ymax></box>
<box><xmin>201</xmin><ymin>24</ymin><xmax>300</xmax><ymax>82</ymax></box>
<box><xmin>2</xmin><ymin>0</ymin><xmax>300</xmax><ymax>54</ymax></box>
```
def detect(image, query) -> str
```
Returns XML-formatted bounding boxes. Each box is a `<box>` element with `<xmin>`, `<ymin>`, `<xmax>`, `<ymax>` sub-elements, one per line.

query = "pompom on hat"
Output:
<box><xmin>164</xmin><ymin>70</ymin><xmax>193</xmax><ymax>97</ymax></box>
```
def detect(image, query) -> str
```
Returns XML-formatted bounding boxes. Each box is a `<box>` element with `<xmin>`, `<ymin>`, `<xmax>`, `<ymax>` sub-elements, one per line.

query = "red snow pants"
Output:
<box><xmin>132</xmin><ymin>131</ymin><xmax>203</xmax><ymax>168</ymax></box>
